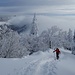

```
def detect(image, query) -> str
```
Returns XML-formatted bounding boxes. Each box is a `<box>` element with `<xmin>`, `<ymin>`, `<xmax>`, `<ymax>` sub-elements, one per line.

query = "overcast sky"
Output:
<box><xmin>0</xmin><ymin>0</ymin><xmax>75</xmax><ymax>15</ymax></box>
<box><xmin>1</xmin><ymin>0</ymin><xmax>75</xmax><ymax>33</ymax></box>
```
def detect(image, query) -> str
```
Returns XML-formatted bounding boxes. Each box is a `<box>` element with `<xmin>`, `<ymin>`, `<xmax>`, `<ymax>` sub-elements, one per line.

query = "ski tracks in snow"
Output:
<box><xmin>19</xmin><ymin>55</ymin><xmax>58</xmax><ymax>75</ymax></box>
<box><xmin>34</xmin><ymin>58</ymin><xmax>57</xmax><ymax>75</ymax></box>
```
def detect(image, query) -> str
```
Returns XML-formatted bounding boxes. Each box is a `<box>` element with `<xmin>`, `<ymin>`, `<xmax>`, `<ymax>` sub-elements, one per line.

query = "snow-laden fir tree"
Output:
<box><xmin>68</xmin><ymin>29</ymin><xmax>73</xmax><ymax>42</ymax></box>
<box><xmin>72</xmin><ymin>30</ymin><xmax>75</xmax><ymax>54</ymax></box>
<box><xmin>47</xmin><ymin>26</ymin><xmax>60</xmax><ymax>49</ymax></box>
<box><xmin>30</xmin><ymin>13</ymin><xmax>38</xmax><ymax>37</ymax></box>
<box><xmin>67</xmin><ymin>28</ymin><xmax>73</xmax><ymax>50</ymax></box>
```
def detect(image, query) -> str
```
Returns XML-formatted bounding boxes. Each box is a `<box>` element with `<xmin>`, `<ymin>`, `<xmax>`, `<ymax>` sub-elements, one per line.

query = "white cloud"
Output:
<box><xmin>7</xmin><ymin>15</ymin><xmax>33</xmax><ymax>26</ymax></box>
<box><xmin>37</xmin><ymin>15</ymin><xmax>75</xmax><ymax>34</ymax></box>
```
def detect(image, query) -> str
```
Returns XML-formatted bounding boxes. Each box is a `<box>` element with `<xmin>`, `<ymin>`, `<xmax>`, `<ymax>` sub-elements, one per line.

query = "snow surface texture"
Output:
<box><xmin>0</xmin><ymin>48</ymin><xmax>75</xmax><ymax>75</ymax></box>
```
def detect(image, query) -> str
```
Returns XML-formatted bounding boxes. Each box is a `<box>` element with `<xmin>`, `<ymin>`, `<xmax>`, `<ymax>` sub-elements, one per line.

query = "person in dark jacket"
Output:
<box><xmin>53</xmin><ymin>48</ymin><xmax>61</xmax><ymax>60</ymax></box>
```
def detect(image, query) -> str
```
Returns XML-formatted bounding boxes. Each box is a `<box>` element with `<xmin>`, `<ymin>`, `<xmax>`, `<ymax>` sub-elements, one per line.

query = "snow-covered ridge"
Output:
<box><xmin>0</xmin><ymin>48</ymin><xmax>75</xmax><ymax>75</ymax></box>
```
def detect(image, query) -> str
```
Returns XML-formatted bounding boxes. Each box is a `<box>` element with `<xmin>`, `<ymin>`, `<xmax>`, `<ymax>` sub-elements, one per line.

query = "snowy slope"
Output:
<box><xmin>0</xmin><ymin>48</ymin><xmax>75</xmax><ymax>75</ymax></box>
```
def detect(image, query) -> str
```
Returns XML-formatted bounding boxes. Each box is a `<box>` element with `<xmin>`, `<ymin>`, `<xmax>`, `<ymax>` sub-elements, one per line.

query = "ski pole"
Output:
<box><xmin>54</xmin><ymin>52</ymin><xmax>56</xmax><ymax>60</ymax></box>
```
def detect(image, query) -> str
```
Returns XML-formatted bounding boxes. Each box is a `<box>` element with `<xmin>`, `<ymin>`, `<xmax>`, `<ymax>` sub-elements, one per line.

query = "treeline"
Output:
<box><xmin>0</xmin><ymin>24</ymin><xmax>75</xmax><ymax>58</ymax></box>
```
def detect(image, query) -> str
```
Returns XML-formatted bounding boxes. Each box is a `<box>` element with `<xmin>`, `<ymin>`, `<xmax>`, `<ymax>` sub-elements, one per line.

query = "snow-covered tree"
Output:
<box><xmin>67</xmin><ymin>29</ymin><xmax>73</xmax><ymax>50</ymax></box>
<box><xmin>60</xmin><ymin>31</ymin><xmax>69</xmax><ymax>49</ymax></box>
<box><xmin>68</xmin><ymin>29</ymin><xmax>73</xmax><ymax>42</ymax></box>
<box><xmin>72</xmin><ymin>30</ymin><xmax>75</xmax><ymax>54</ymax></box>
<box><xmin>47</xmin><ymin>26</ymin><xmax>61</xmax><ymax>49</ymax></box>
<box><xmin>30</xmin><ymin>13</ymin><xmax>38</xmax><ymax>37</ymax></box>
<box><xmin>39</xmin><ymin>30</ymin><xmax>50</xmax><ymax>51</ymax></box>
<box><xmin>0</xmin><ymin>24</ymin><xmax>28</xmax><ymax>58</ymax></box>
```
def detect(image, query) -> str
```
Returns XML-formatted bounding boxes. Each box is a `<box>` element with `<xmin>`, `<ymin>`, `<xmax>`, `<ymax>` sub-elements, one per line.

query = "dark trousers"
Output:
<box><xmin>56</xmin><ymin>53</ymin><xmax>59</xmax><ymax>60</ymax></box>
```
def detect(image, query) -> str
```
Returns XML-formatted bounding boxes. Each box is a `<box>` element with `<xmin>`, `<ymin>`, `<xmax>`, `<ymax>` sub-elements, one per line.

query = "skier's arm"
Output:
<box><xmin>53</xmin><ymin>50</ymin><xmax>56</xmax><ymax>53</ymax></box>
